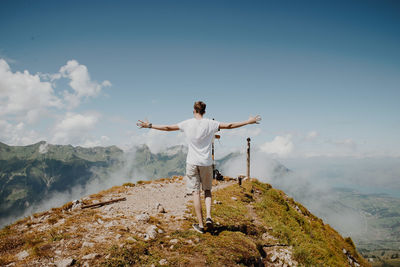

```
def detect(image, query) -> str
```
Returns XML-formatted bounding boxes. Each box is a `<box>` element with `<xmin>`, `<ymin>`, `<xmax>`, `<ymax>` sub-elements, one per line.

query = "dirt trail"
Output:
<box><xmin>99</xmin><ymin>178</ymin><xmax>235</xmax><ymax>224</ymax></box>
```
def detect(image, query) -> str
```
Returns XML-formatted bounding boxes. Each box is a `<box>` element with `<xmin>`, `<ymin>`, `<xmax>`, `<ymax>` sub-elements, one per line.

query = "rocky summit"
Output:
<box><xmin>0</xmin><ymin>176</ymin><xmax>369</xmax><ymax>266</ymax></box>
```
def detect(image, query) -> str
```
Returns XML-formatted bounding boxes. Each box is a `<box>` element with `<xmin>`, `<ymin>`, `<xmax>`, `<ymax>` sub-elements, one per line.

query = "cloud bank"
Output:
<box><xmin>0</xmin><ymin>58</ymin><xmax>110</xmax><ymax>146</ymax></box>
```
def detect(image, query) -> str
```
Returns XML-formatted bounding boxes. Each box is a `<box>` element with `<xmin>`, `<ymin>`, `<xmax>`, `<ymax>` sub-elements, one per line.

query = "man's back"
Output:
<box><xmin>178</xmin><ymin>118</ymin><xmax>219</xmax><ymax>166</ymax></box>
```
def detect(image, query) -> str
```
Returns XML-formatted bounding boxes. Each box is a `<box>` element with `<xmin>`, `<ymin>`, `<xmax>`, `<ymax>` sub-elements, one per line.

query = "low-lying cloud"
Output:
<box><xmin>260</xmin><ymin>135</ymin><xmax>294</xmax><ymax>157</ymax></box>
<box><xmin>220</xmin><ymin>148</ymin><xmax>400</xmax><ymax>240</ymax></box>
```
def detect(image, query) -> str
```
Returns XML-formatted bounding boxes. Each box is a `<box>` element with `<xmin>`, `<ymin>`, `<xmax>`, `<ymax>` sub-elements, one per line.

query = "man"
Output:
<box><xmin>137</xmin><ymin>101</ymin><xmax>261</xmax><ymax>233</ymax></box>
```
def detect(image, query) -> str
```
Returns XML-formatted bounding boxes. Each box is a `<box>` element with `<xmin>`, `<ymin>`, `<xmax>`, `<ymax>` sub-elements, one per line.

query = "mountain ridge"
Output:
<box><xmin>0</xmin><ymin>176</ymin><xmax>369</xmax><ymax>266</ymax></box>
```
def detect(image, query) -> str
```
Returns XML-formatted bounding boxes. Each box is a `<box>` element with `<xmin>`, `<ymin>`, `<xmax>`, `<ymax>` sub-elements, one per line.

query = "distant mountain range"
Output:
<box><xmin>0</xmin><ymin>141</ymin><xmax>123</xmax><ymax>223</ymax></box>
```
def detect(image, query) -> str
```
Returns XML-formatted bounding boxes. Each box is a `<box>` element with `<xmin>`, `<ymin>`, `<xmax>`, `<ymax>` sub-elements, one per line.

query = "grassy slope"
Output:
<box><xmin>0</xmin><ymin>178</ymin><xmax>370</xmax><ymax>266</ymax></box>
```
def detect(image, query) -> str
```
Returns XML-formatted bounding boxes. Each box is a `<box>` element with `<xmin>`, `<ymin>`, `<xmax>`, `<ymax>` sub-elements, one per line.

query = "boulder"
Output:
<box><xmin>82</xmin><ymin>253</ymin><xmax>99</xmax><ymax>260</ymax></box>
<box><xmin>159</xmin><ymin>259</ymin><xmax>168</xmax><ymax>265</ymax></box>
<box><xmin>55</xmin><ymin>258</ymin><xmax>76</xmax><ymax>267</ymax></box>
<box><xmin>145</xmin><ymin>225</ymin><xmax>158</xmax><ymax>240</ymax></box>
<box><xmin>135</xmin><ymin>213</ymin><xmax>150</xmax><ymax>222</ymax></box>
<box><xmin>16</xmin><ymin>250</ymin><xmax>29</xmax><ymax>260</ymax></box>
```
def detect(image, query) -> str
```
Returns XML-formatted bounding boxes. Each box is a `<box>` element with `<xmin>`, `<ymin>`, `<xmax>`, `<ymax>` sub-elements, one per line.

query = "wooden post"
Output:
<box><xmin>247</xmin><ymin>137</ymin><xmax>251</xmax><ymax>179</ymax></box>
<box><xmin>212</xmin><ymin>118</ymin><xmax>215</xmax><ymax>179</ymax></box>
<box><xmin>212</xmin><ymin>140</ymin><xmax>215</xmax><ymax>179</ymax></box>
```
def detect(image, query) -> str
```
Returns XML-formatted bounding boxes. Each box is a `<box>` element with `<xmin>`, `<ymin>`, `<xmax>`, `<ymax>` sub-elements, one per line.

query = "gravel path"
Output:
<box><xmin>102</xmin><ymin>178</ymin><xmax>235</xmax><ymax>222</ymax></box>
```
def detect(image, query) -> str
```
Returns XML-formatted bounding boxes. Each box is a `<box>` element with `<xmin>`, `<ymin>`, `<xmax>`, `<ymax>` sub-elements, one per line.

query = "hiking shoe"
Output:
<box><xmin>192</xmin><ymin>223</ymin><xmax>205</xmax><ymax>234</ymax></box>
<box><xmin>206</xmin><ymin>218</ymin><xmax>213</xmax><ymax>230</ymax></box>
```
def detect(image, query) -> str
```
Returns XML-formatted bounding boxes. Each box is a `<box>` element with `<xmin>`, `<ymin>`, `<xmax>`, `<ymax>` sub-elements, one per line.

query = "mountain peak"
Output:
<box><xmin>0</xmin><ymin>177</ymin><xmax>369</xmax><ymax>266</ymax></box>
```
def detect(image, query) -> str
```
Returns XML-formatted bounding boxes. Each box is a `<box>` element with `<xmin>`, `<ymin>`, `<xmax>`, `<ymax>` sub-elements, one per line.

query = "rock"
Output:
<box><xmin>157</xmin><ymin>228</ymin><xmax>164</xmax><ymax>234</ymax></box>
<box><xmin>157</xmin><ymin>203</ymin><xmax>166</xmax><ymax>213</ymax></box>
<box><xmin>127</xmin><ymin>237</ymin><xmax>136</xmax><ymax>242</ymax></box>
<box><xmin>135</xmin><ymin>213</ymin><xmax>150</xmax><ymax>222</ymax></box>
<box><xmin>97</xmin><ymin>218</ymin><xmax>104</xmax><ymax>224</ymax></box>
<box><xmin>115</xmin><ymin>234</ymin><xmax>122</xmax><ymax>240</ymax></box>
<box><xmin>169</xmin><ymin>245</ymin><xmax>174</xmax><ymax>249</ymax></box>
<box><xmin>82</xmin><ymin>262</ymin><xmax>89</xmax><ymax>267</ymax></box>
<box><xmin>82</xmin><ymin>253</ymin><xmax>99</xmax><ymax>260</ymax></box>
<box><xmin>82</xmin><ymin>241</ymin><xmax>94</xmax><ymax>248</ymax></box>
<box><xmin>262</xmin><ymin>233</ymin><xmax>269</xmax><ymax>240</ymax></box>
<box><xmin>16</xmin><ymin>250</ymin><xmax>29</xmax><ymax>260</ymax></box>
<box><xmin>213</xmin><ymin>200</ymin><xmax>222</xmax><ymax>204</ymax></box>
<box><xmin>231</xmin><ymin>197</ymin><xmax>237</xmax><ymax>201</ymax></box>
<box><xmin>343</xmin><ymin>248</ymin><xmax>347</xmax><ymax>254</ymax></box>
<box><xmin>55</xmin><ymin>258</ymin><xmax>76</xmax><ymax>267</ymax></box>
<box><xmin>169</xmin><ymin>238</ymin><xmax>179</xmax><ymax>244</ymax></box>
<box><xmin>185</xmin><ymin>239</ymin><xmax>194</xmax><ymax>245</ymax></box>
<box><xmin>146</xmin><ymin>225</ymin><xmax>158</xmax><ymax>239</ymax></box>
<box><xmin>270</xmin><ymin>254</ymin><xmax>277</xmax><ymax>263</ymax></box>
<box><xmin>55</xmin><ymin>250</ymin><xmax>62</xmax><ymax>255</ymax></box>
<box><xmin>295</xmin><ymin>205</ymin><xmax>302</xmax><ymax>213</ymax></box>
<box><xmin>159</xmin><ymin>259</ymin><xmax>168</xmax><ymax>265</ymax></box>
<box><xmin>71</xmin><ymin>200</ymin><xmax>82</xmax><ymax>211</ymax></box>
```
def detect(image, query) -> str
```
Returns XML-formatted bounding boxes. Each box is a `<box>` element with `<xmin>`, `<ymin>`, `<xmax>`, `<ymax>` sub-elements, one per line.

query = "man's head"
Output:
<box><xmin>193</xmin><ymin>101</ymin><xmax>206</xmax><ymax>115</ymax></box>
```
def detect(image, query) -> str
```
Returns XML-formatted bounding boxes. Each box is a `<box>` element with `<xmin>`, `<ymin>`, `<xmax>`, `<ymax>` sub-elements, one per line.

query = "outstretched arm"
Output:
<box><xmin>137</xmin><ymin>119</ymin><xmax>179</xmax><ymax>131</ymax></box>
<box><xmin>219</xmin><ymin>115</ymin><xmax>261</xmax><ymax>130</ymax></box>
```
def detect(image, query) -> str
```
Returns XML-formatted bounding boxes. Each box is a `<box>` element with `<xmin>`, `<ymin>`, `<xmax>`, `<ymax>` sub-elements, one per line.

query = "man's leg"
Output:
<box><xmin>193</xmin><ymin>190</ymin><xmax>204</xmax><ymax>228</ymax></box>
<box><xmin>185</xmin><ymin>164</ymin><xmax>204</xmax><ymax>232</ymax></box>
<box><xmin>205</xmin><ymin>190</ymin><xmax>212</xmax><ymax>219</ymax></box>
<box><xmin>199</xmin><ymin>165</ymin><xmax>213</xmax><ymax>221</ymax></box>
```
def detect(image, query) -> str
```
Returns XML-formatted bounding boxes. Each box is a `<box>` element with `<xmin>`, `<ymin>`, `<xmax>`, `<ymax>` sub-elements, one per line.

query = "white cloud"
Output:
<box><xmin>127</xmin><ymin>129</ymin><xmax>186</xmax><ymax>153</ymax></box>
<box><xmin>223</xmin><ymin>127</ymin><xmax>262</xmax><ymax>137</ymax></box>
<box><xmin>81</xmin><ymin>135</ymin><xmax>111</xmax><ymax>147</ymax></box>
<box><xmin>58</xmin><ymin>60</ymin><xmax>111</xmax><ymax>108</ymax></box>
<box><xmin>51</xmin><ymin>112</ymin><xmax>100</xmax><ymax>145</ymax></box>
<box><xmin>332</xmin><ymin>138</ymin><xmax>357</xmax><ymax>149</ymax></box>
<box><xmin>0</xmin><ymin>58</ymin><xmax>113</xmax><ymax>146</ymax></box>
<box><xmin>306</xmin><ymin>130</ymin><xmax>319</xmax><ymax>140</ymax></box>
<box><xmin>0</xmin><ymin>59</ymin><xmax>62</xmax><ymax>123</ymax></box>
<box><xmin>0</xmin><ymin>120</ymin><xmax>43</xmax><ymax>145</ymax></box>
<box><xmin>260</xmin><ymin>135</ymin><xmax>294</xmax><ymax>157</ymax></box>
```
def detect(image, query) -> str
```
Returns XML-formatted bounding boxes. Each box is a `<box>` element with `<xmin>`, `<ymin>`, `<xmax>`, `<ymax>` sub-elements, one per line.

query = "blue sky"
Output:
<box><xmin>1</xmin><ymin>0</ymin><xmax>399</xmax><ymax>159</ymax></box>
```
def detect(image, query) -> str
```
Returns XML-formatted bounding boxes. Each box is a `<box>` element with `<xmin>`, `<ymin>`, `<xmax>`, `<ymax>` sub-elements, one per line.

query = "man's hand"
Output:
<box><xmin>137</xmin><ymin>119</ymin><xmax>151</xmax><ymax>129</ymax></box>
<box><xmin>248</xmin><ymin>115</ymin><xmax>262</xmax><ymax>124</ymax></box>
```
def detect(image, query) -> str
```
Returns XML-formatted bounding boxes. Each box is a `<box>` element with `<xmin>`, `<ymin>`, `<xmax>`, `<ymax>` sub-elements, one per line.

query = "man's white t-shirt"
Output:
<box><xmin>178</xmin><ymin>118</ymin><xmax>220</xmax><ymax>166</ymax></box>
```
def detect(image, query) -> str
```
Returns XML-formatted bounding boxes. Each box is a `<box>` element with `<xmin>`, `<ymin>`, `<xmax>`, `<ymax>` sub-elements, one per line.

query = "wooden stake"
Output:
<box><xmin>247</xmin><ymin>137</ymin><xmax>251</xmax><ymax>179</ymax></box>
<box><xmin>81</xmin><ymin>197</ymin><xmax>126</xmax><ymax>209</ymax></box>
